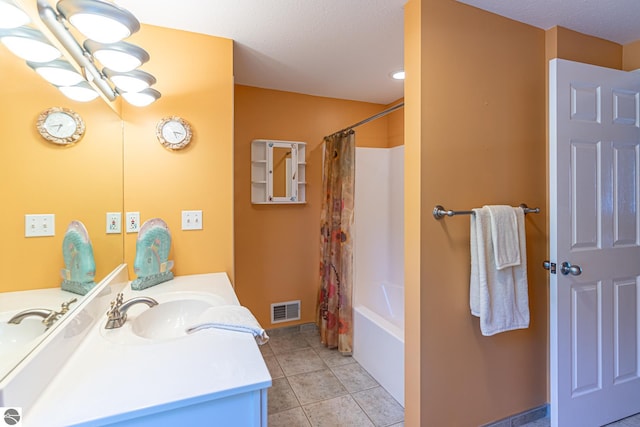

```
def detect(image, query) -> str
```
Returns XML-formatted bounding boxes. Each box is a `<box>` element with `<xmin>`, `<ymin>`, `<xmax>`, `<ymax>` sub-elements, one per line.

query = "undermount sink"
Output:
<box><xmin>101</xmin><ymin>291</ymin><xmax>227</xmax><ymax>344</ymax></box>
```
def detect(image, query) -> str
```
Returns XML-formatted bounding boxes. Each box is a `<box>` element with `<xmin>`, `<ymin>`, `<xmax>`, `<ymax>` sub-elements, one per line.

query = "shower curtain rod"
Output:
<box><xmin>328</xmin><ymin>102</ymin><xmax>404</xmax><ymax>136</ymax></box>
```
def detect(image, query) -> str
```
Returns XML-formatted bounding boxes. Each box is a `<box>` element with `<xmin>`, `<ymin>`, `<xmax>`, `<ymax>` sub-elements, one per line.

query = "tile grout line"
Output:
<box><xmin>266</xmin><ymin>325</ymin><xmax>404</xmax><ymax>426</ymax></box>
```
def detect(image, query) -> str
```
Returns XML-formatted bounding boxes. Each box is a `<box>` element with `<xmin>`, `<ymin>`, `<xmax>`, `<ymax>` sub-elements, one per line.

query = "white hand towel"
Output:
<box><xmin>186</xmin><ymin>305</ymin><xmax>270</xmax><ymax>345</ymax></box>
<box><xmin>486</xmin><ymin>205</ymin><xmax>521</xmax><ymax>270</ymax></box>
<box><xmin>470</xmin><ymin>206</ymin><xmax>529</xmax><ymax>336</ymax></box>
<box><xmin>469</xmin><ymin>208</ymin><xmax>483</xmax><ymax>318</ymax></box>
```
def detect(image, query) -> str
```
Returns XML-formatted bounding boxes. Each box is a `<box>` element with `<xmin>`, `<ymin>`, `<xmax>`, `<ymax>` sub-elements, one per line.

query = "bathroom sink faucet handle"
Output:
<box><xmin>60</xmin><ymin>297</ymin><xmax>78</xmax><ymax>314</ymax></box>
<box><xmin>41</xmin><ymin>297</ymin><xmax>80</xmax><ymax>329</ymax></box>
<box><xmin>108</xmin><ymin>293</ymin><xmax>124</xmax><ymax>314</ymax></box>
<box><xmin>105</xmin><ymin>293</ymin><xmax>158</xmax><ymax>329</ymax></box>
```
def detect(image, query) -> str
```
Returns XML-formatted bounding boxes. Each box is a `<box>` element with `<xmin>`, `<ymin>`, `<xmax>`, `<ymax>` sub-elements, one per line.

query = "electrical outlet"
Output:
<box><xmin>126</xmin><ymin>212</ymin><xmax>140</xmax><ymax>233</ymax></box>
<box><xmin>181</xmin><ymin>210</ymin><xmax>203</xmax><ymax>230</ymax></box>
<box><xmin>106</xmin><ymin>212</ymin><xmax>122</xmax><ymax>234</ymax></box>
<box><xmin>25</xmin><ymin>214</ymin><xmax>55</xmax><ymax>237</ymax></box>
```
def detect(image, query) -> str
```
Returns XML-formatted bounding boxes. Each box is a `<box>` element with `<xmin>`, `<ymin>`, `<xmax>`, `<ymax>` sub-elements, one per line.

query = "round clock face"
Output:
<box><xmin>37</xmin><ymin>107</ymin><xmax>85</xmax><ymax>145</ymax></box>
<box><xmin>157</xmin><ymin>116</ymin><xmax>192</xmax><ymax>150</ymax></box>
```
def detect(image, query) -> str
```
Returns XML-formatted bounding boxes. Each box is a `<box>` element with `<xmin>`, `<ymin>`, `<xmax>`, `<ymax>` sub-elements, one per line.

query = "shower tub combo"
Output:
<box><xmin>353</xmin><ymin>281</ymin><xmax>404</xmax><ymax>406</ymax></box>
<box><xmin>353</xmin><ymin>146</ymin><xmax>404</xmax><ymax>407</ymax></box>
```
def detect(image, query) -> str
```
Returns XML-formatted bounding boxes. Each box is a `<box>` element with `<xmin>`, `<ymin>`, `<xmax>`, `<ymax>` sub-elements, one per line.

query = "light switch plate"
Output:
<box><xmin>126</xmin><ymin>212</ymin><xmax>140</xmax><ymax>233</ymax></box>
<box><xmin>181</xmin><ymin>210</ymin><xmax>203</xmax><ymax>230</ymax></box>
<box><xmin>106</xmin><ymin>212</ymin><xmax>122</xmax><ymax>234</ymax></box>
<box><xmin>25</xmin><ymin>214</ymin><xmax>55</xmax><ymax>237</ymax></box>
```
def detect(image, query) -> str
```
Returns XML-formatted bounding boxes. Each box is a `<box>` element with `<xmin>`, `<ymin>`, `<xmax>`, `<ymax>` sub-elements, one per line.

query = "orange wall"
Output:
<box><xmin>546</xmin><ymin>26</ymin><xmax>622</xmax><ymax>69</ymax></box>
<box><xmin>234</xmin><ymin>85</ymin><xmax>402</xmax><ymax>326</ymax></box>
<box><xmin>388</xmin><ymin>100</ymin><xmax>405</xmax><ymax>148</ymax></box>
<box><xmin>122</xmin><ymin>25</ymin><xmax>234</xmax><ymax>282</ymax></box>
<box><xmin>0</xmin><ymin>24</ymin><xmax>234</xmax><ymax>295</ymax></box>
<box><xmin>406</xmin><ymin>0</ymin><xmax>548</xmax><ymax>425</ymax></box>
<box><xmin>403</xmin><ymin>1</ymin><xmax>423</xmax><ymax>424</ymax></box>
<box><xmin>0</xmin><ymin>47</ymin><xmax>123</xmax><ymax>293</ymax></box>
<box><xmin>623</xmin><ymin>39</ymin><xmax>640</xmax><ymax>71</ymax></box>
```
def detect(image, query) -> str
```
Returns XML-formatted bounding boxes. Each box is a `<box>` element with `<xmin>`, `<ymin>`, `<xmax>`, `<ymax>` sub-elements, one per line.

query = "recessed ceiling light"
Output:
<box><xmin>391</xmin><ymin>70</ymin><xmax>405</xmax><ymax>80</ymax></box>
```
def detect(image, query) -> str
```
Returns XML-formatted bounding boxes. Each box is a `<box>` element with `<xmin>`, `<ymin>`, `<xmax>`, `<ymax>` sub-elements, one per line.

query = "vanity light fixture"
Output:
<box><xmin>0</xmin><ymin>27</ymin><xmax>60</xmax><ymax>62</ymax></box>
<box><xmin>120</xmin><ymin>88</ymin><xmax>161</xmax><ymax>107</ymax></box>
<box><xmin>27</xmin><ymin>59</ymin><xmax>85</xmax><ymax>86</ymax></box>
<box><xmin>84</xmin><ymin>40</ymin><xmax>149</xmax><ymax>72</ymax></box>
<box><xmin>104</xmin><ymin>68</ymin><xmax>156</xmax><ymax>92</ymax></box>
<box><xmin>56</xmin><ymin>0</ymin><xmax>140</xmax><ymax>44</ymax></box>
<box><xmin>0</xmin><ymin>0</ymin><xmax>160</xmax><ymax>105</ymax></box>
<box><xmin>0</xmin><ymin>0</ymin><xmax>30</xmax><ymax>29</ymax></box>
<box><xmin>56</xmin><ymin>0</ymin><xmax>140</xmax><ymax>43</ymax></box>
<box><xmin>58</xmin><ymin>81</ymin><xmax>100</xmax><ymax>102</ymax></box>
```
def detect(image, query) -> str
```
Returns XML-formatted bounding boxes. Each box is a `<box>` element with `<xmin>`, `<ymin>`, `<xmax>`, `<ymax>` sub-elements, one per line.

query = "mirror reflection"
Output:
<box><xmin>0</xmin><ymin>45</ymin><xmax>123</xmax><ymax>380</ymax></box>
<box><xmin>272</xmin><ymin>147</ymin><xmax>292</xmax><ymax>198</ymax></box>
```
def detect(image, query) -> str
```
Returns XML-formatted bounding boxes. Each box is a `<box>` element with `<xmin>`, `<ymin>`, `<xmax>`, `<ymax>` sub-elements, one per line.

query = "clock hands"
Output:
<box><xmin>157</xmin><ymin>117</ymin><xmax>191</xmax><ymax>149</ymax></box>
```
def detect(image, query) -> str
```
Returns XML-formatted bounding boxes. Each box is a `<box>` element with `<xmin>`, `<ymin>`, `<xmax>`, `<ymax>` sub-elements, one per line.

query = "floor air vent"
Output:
<box><xmin>271</xmin><ymin>300</ymin><xmax>300</xmax><ymax>324</ymax></box>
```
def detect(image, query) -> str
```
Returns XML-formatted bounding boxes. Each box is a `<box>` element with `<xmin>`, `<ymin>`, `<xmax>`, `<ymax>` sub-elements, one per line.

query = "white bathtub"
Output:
<box><xmin>353</xmin><ymin>282</ymin><xmax>404</xmax><ymax>407</ymax></box>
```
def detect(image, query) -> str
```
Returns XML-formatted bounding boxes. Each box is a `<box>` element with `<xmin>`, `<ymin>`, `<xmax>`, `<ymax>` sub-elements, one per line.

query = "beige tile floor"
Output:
<box><xmin>262</xmin><ymin>324</ymin><xmax>404</xmax><ymax>427</ymax></box>
<box><xmin>263</xmin><ymin>325</ymin><xmax>640</xmax><ymax>427</ymax></box>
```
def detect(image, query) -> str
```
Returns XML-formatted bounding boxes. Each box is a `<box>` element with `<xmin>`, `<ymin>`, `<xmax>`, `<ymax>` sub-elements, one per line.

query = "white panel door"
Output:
<box><xmin>550</xmin><ymin>58</ymin><xmax>640</xmax><ymax>427</ymax></box>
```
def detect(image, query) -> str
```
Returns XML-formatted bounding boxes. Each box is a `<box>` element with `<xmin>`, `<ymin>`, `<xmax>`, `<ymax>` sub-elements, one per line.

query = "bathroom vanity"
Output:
<box><xmin>3</xmin><ymin>267</ymin><xmax>271</xmax><ymax>426</ymax></box>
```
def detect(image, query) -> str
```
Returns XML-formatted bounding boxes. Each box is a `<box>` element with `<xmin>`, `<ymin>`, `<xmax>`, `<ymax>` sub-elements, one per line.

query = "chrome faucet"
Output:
<box><xmin>8</xmin><ymin>297</ymin><xmax>78</xmax><ymax>330</ymax></box>
<box><xmin>105</xmin><ymin>292</ymin><xmax>158</xmax><ymax>329</ymax></box>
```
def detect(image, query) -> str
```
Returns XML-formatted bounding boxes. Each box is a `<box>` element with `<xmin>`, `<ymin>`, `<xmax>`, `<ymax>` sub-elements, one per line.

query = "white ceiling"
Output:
<box><xmin>114</xmin><ymin>0</ymin><xmax>407</xmax><ymax>105</ymax></box>
<box><xmin>114</xmin><ymin>0</ymin><xmax>640</xmax><ymax>105</ymax></box>
<box><xmin>458</xmin><ymin>0</ymin><xmax>640</xmax><ymax>45</ymax></box>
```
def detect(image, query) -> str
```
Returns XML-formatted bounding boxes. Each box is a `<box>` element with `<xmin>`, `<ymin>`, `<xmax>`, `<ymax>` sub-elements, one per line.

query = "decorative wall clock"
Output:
<box><xmin>37</xmin><ymin>107</ymin><xmax>85</xmax><ymax>145</ymax></box>
<box><xmin>156</xmin><ymin>116</ymin><xmax>192</xmax><ymax>150</ymax></box>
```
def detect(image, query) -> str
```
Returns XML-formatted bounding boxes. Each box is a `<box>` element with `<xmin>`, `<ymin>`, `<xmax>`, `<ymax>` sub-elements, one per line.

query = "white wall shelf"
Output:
<box><xmin>251</xmin><ymin>139</ymin><xmax>306</xmax><ymax>204</ymax></box>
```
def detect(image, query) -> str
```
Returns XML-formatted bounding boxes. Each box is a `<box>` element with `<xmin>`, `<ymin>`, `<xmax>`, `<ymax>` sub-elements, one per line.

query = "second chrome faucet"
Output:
<box><xmin>105</xmin><ymin>293</ymin><xmax>158</xmax><ymax>329</ymax></box>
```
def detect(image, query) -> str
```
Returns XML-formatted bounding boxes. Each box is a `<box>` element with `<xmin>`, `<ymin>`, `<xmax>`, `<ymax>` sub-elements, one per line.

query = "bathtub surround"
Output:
<box><xmin>354</xmin><ymin>304</ymin><xmax>404</xmax><ymax>407</ymax></box>
<box><xmin>353</xmin><ymin>146</ymin><xmax>405</xmax><ymax>406</ymax></box>
<box><xmin>318</xmin><ymin>130</ymin><xmax>356</xmax><ymax>354</ymax></box>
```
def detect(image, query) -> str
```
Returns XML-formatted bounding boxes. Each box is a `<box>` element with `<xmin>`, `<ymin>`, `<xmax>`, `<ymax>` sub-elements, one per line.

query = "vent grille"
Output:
<box><xmin>271</xmin><ymin>300</ymin><xmax>301</xmax><ymax>324</ymax></box>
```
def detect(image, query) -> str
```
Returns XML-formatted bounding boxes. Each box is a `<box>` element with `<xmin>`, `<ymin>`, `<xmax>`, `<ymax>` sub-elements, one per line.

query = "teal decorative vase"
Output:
<box><xmin>60</xmin><ymin>220</ymin><xmax>96</xmax><ymax>295</ymax></box>
<box><xmin>131</xmin><ymin>218</ymin><xmax>174</xmax><ymax>290</ymax></box>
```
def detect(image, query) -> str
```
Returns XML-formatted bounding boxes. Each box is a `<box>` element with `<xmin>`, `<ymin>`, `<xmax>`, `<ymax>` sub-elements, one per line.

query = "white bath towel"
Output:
<box><xmin>186</xmin><ymin>305</ymin><xmax>270</xmax><ymax>345</ymax></box>
<box><xmin>470</xmin><ymin>206</ymin><xmax>529</xmax><ymax>336</ymax></box>
<box><xmin>486</xmin><ymin>205</ymin><xmax>521</xmax><ymax>270</ymax></box>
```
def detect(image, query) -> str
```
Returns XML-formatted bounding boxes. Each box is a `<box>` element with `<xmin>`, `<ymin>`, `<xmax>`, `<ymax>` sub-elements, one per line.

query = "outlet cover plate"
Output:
<box><xmin>106</xmin><ymin>212</ymin><xmax>122</xmax><ymax>234</ymax></box>
<box><xmin>182</xmin><ymin>210</ymin><xmax>203</xmax><ymax>230</ymax></box>
<box><xmin>126</xmin><ymin>212</ymin><xmax>140</xmax><ymax>233</ymax></box>
<box><xmin>25</xmin><ymin>214</ymin><xmax>55</xmax><ymax>237</ymax></box>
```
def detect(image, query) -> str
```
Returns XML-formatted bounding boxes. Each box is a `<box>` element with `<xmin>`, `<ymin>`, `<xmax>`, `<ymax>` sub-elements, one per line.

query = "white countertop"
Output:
<box><xmin>25</xmin><ymin>273</ymin><xmax>271</xmax><ymax>427</ymax></box>
<box><xmin>0</xmin><ymin>287</ymin><xmax>84</xmax><ymax>382</ymax></box>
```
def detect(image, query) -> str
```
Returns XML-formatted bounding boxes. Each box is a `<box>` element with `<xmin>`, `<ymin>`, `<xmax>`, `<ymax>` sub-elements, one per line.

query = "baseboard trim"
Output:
<box><xmin>481</xmin><ymin>404</ymin><xmax>548</xmax><ymax>427</ymax></box>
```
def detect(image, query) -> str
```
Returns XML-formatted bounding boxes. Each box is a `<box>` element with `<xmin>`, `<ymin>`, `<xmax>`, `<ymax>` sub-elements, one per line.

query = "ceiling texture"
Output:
<box><xmin>115</xmin><ymin>0</ymin><xmax>640</xmax><ymax>105</ymax></box>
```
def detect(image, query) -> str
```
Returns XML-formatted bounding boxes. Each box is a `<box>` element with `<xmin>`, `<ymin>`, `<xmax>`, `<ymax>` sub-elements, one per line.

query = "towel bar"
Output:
<box><xmin>433</xmin><ymin>204</ymin><xmax>540</xmax><ymax>220</ymax></box>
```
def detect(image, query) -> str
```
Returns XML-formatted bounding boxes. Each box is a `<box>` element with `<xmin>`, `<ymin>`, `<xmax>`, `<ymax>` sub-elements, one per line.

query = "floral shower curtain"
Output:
<box><xmin>318</xmin><ymin>130</ymin><xmax>355</xmax><ymax>355</ymax></box>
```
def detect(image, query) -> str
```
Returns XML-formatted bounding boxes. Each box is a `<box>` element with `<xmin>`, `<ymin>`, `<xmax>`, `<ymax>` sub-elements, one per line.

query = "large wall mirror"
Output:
<box><xmin>0</xmin><ymin>46</ymin><xmax>124</xmax><ymax>381</ymax></box>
